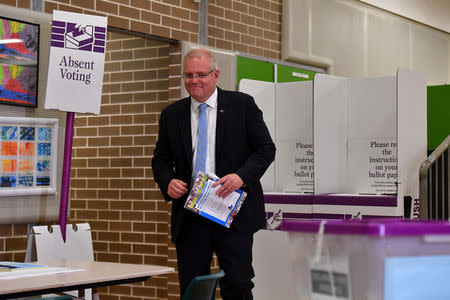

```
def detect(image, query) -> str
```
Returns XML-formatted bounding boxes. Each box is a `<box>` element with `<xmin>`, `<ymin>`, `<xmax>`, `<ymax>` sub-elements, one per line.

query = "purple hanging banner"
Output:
<box><xmin>59</xmin><ymin>112</ymin><xmax>74</xmax><ymax>242</ymax></box>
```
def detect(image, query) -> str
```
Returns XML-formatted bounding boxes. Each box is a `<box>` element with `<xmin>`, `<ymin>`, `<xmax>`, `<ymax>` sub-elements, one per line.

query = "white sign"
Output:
<box><xmin>276</xmin><ymin>139</ymin><xmax>314</xmax><ymax>193</ymax></box>
<box><xmin>309</xmin><ymin>256</ymin><xmax>352</xmax><ymax>300</ymax></box>
<box><xmin>347</xmin><ymin>139</ymin><xmax>398</xmax><ymax>194</ymax></box>
<box><xmin>45</xmin><ymin>11</ymin><xmax>107</xmax><ymax>114</ymax></box>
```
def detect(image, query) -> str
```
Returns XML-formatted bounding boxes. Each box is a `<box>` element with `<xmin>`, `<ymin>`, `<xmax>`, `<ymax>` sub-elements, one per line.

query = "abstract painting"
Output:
<box><xmin>0</xmin><ymin>117</ymin><xmax>58</xmax><ymax>195</ymax></box>
<box><xmin>0</xmin><ymin>17</ymin><xmax>39</xmax><ymax>107</ymax></box>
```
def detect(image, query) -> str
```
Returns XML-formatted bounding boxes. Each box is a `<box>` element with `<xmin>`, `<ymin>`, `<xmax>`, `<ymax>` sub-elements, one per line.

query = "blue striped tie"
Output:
<box><xmin>194</xmin><ymin>103</ymin><xmax>208</xmax><ymax>176</ymax></box>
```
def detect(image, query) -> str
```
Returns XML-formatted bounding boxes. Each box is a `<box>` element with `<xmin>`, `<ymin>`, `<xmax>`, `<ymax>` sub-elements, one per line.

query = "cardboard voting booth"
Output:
<box><xmin>239</xmin><ymin>79</ymin><xmax>314</xmax><ymax>224</ymax></box>
<box><xmin>313</xmin><ymin>69</ymin><xmax>426</xmax><ymax>219</ymax></box>
<box><xmin>241</xmin><ymin>69</ymin><xmax>426</xmax><ymax>220</ymax></box>
<box><xmin>240</xmin><ymin>79</ymin><xmax>314</xmax><ymax>195</ymax></box>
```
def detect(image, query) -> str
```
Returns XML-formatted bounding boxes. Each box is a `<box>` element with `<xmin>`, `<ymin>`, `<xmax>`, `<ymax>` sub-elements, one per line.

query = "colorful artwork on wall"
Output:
<box><xmin>0</xmin><ymin>17</ymin><xmax>39</xmax><ymax>107</ymax></box>
<box><xmin>0</xmin><ymin>117</ymin><xmax>58</xmax><ymax>195</ymax></box>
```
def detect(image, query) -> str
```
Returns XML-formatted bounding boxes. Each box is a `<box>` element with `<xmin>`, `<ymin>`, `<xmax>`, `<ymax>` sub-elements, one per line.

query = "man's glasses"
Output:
<box><xmin>182</xmin><ymin>69</ymin><xmax>215</xmax><ymax>80</ymax></box>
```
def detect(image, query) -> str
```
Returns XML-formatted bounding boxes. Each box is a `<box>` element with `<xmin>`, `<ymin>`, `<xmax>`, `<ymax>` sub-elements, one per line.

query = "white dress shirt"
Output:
<box><xmin>190</xmin><ymin>88</ymin><xmax>217</xmax><ymax>178</ymax></box>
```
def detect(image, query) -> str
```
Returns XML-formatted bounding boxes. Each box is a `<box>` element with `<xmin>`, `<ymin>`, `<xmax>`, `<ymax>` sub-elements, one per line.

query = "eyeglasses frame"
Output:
<box><xmin>182</xmin><ymin>69</ymin><xmax>216</xmax><ymax>80</ymax></box>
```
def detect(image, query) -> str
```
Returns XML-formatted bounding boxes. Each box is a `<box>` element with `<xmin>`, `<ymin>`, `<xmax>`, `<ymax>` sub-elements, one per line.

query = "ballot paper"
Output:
<box><xmin>184</xmin><ymin>171</ymin><xmax>247</xmax><ymax>227</ymax></box>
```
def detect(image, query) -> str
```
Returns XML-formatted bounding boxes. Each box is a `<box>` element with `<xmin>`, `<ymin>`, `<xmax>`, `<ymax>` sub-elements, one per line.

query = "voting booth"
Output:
<box><xmin>240</xmin><ymin>80</ymin><xmax>314</xmax><ymax>194</ymax></box>
<box><xmin>244</xmin><ymin>70</ymin><xmax>424</xmax><ymax>224</ymax></box>
<box><xmin>239</xmin><ymin>73</ymin><xmax>316</xmax><ymax>222</ymax></box>
<box><xmin>244</xmin><ymin>69</ymin><xmax>426</xmax><ymax>220</ymax></box>
<box><xmin>313</xmin><ymin>69</ymin><xmax>426</xmax><ymax>219</ymax></box>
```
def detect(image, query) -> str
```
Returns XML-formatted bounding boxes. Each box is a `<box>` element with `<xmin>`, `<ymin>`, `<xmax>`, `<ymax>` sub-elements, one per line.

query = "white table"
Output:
<box><xmin>0</xmin><ymin>260</ymin><xmax>174</xmax><ymax>299</ymax></box>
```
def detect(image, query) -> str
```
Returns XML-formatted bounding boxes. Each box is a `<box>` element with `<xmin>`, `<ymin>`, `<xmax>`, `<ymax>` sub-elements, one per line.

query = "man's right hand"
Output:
<box><xmin>167</xmin><ymin>179</ymin><xmax>188</xmax><ymax>199</ymax></box>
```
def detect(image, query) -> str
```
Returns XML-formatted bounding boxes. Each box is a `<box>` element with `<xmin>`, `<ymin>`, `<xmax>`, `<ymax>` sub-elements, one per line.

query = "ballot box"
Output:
<box><xmin>280</xmin><ymin>219</ymin><xmax>450</xmax><ymax>300</ymax></box>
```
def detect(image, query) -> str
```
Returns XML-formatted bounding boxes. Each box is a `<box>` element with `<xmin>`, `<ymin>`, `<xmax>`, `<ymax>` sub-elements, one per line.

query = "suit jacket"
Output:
<box><xmin>152</xmin><ymin>87</ymin><xmax>276</xmax><ymax>243</ymax></box>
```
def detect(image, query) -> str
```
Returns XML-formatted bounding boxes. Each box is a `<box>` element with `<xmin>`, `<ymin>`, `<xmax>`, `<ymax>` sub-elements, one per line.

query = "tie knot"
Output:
<box><xmin>199</xmin><ymin>103</ymin><xmax>208</xmax><ymax>113</ymax></box>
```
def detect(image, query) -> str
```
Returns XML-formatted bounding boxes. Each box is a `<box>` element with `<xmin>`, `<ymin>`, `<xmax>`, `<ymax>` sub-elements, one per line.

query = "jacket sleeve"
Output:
<box><xmin>151</xmin><ymin>108</ymin><xmax>176</xmax><ymax>202</ymax></box>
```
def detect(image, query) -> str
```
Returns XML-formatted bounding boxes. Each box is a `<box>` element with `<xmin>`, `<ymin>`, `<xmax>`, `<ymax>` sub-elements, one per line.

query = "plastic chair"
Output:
<box><xmin>182</xmin><ymin>270</ymin><xmax>225</xmax><ymax>300</ymax></box>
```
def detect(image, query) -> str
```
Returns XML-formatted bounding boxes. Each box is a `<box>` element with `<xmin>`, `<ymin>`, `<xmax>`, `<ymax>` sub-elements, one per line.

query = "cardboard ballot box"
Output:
<box><xmin>279</xmin><ymin>219</ymin><xmax>450</xmax><ymax>300</ymax></box>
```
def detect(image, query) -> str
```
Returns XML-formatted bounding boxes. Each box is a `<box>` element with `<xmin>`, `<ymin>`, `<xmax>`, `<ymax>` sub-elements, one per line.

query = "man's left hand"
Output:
<box><xmin>212</xmin><ymin>173</ymin><xmax>244</xmax><ymax>198</ymax></box>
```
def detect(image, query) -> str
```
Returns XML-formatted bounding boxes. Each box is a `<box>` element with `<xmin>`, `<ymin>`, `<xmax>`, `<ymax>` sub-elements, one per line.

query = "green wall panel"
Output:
<box><xmin>427</xmin><ymin>85</ymin><xmax>450</xmax><ymax>150</ymax></box>
<box><xmin>236</xmin><ymin>56</ymin><xmax>274</xmax><ymax>86</ymax></box>
<box><xmin>277</xmin><ymin>64</ymin><xmax>316</xmax><ymax>83</ymax></box>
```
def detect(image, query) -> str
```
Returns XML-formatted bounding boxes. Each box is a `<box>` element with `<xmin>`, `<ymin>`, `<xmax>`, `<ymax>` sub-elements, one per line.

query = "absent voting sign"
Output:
<box><xmin>45</xmin><ymin>11</ymin><xmax>107</xmax><ymax>114</ymax></box>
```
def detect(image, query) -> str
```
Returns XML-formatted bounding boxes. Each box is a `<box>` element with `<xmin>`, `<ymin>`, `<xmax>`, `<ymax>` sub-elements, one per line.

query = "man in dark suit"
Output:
<box><xmin>152</xmin><ymin>48</ymin><xmax>275</xmax><ymax>300</ymax></box>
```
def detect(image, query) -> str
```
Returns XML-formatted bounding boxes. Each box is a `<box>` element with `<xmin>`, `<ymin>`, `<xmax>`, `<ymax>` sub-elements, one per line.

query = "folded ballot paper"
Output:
<box><xmin>185</xmin><ymin>171</ymin><xmax>247</xmax><ymax>227</ymax></box>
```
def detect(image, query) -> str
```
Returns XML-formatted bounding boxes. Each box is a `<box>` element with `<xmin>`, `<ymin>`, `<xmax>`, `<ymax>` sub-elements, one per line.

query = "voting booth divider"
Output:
<box><xmin>243</xmin><ymin>69</ymin><xmax>427</xmax><ymax>300</ymax></box>
<box><xmin>240</xmin><ymin>80</ymin><xmax>315</xmax><ymax>223</ymax></box>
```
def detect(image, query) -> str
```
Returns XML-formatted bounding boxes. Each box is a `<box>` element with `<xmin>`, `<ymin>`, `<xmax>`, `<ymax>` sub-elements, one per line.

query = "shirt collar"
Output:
<box><xmin>191</xmin><ymin>88</ymin><xmax>218</xmax><ymax>111</ymax></box>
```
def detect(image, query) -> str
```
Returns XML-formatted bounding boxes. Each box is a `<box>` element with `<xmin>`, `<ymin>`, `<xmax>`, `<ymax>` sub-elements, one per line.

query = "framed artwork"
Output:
<box><xmin>0</xmin><ymin>16</ymin><xmax>40</xmax><ymax>107</ymax></box>
<box><xmin>0</xmin><ymin>117</ymin><xmax>58</xmax><ymax>196</ymax></box>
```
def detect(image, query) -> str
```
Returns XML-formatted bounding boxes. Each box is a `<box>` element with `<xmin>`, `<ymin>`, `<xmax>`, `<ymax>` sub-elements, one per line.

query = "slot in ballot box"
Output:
<box><xmin>255</xmin><ymin>219</ymin><xmax>450</xmax><ymax>300</ymax></box>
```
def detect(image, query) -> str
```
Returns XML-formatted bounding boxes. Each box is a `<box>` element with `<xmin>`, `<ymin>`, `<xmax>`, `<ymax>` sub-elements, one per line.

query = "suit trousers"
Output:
<box><xmin>176</xmin><ymin>212</ymin><xmax>255</xmax><ymax>300</ymax></box>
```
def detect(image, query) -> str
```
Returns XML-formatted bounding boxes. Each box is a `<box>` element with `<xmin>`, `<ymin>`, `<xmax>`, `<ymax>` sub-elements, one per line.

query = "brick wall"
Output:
<box><xmin>8</xmin><ymin>0</ymin><xmax>281</xmax><ymax>59</ymax></box>
<box><xmin>0</xmin><ymin>224</ymin><xmax>28</xmax><ymax>262</ymax></box>
<box><xmin>0</xmin><ymin>0</ymin><xmax>282</xmax><ymax>299</ymax></box>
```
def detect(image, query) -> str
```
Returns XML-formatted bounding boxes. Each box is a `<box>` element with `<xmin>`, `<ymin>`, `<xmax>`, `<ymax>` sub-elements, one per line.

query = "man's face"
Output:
<box><xmin>183</xmin><ymin>55</ymin><xmax>219</xmax><ymax>102</ymax></box>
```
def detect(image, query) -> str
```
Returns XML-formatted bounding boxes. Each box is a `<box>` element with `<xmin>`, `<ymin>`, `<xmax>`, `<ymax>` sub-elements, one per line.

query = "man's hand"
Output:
<box><xmin>167</xmin><ymin>179</ymin><xmax>188</xmax><ymax>199</ymax></box>
<box><xmin>212</xmin><ymin>173</ymin><xmax>244</xmax><ymax>198</ymax></box>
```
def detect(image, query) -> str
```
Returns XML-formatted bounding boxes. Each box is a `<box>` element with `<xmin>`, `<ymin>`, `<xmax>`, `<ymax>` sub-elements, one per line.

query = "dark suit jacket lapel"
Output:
<box><xmin>215</xmin><ymin>88</ymin><xmax>226</xmax><ymax>170</ymax></box>
<box><xmin>178</xmin><ymin>98</ymin><xmax>193</xmax><ymax>171</ymax></box>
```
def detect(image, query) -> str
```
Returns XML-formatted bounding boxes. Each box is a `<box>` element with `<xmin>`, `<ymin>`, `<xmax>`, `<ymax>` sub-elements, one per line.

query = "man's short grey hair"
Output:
<box><xmin>184</xmin><ymin>48</ymin><xmax>219</xmax><ymax>70</ymax></box>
